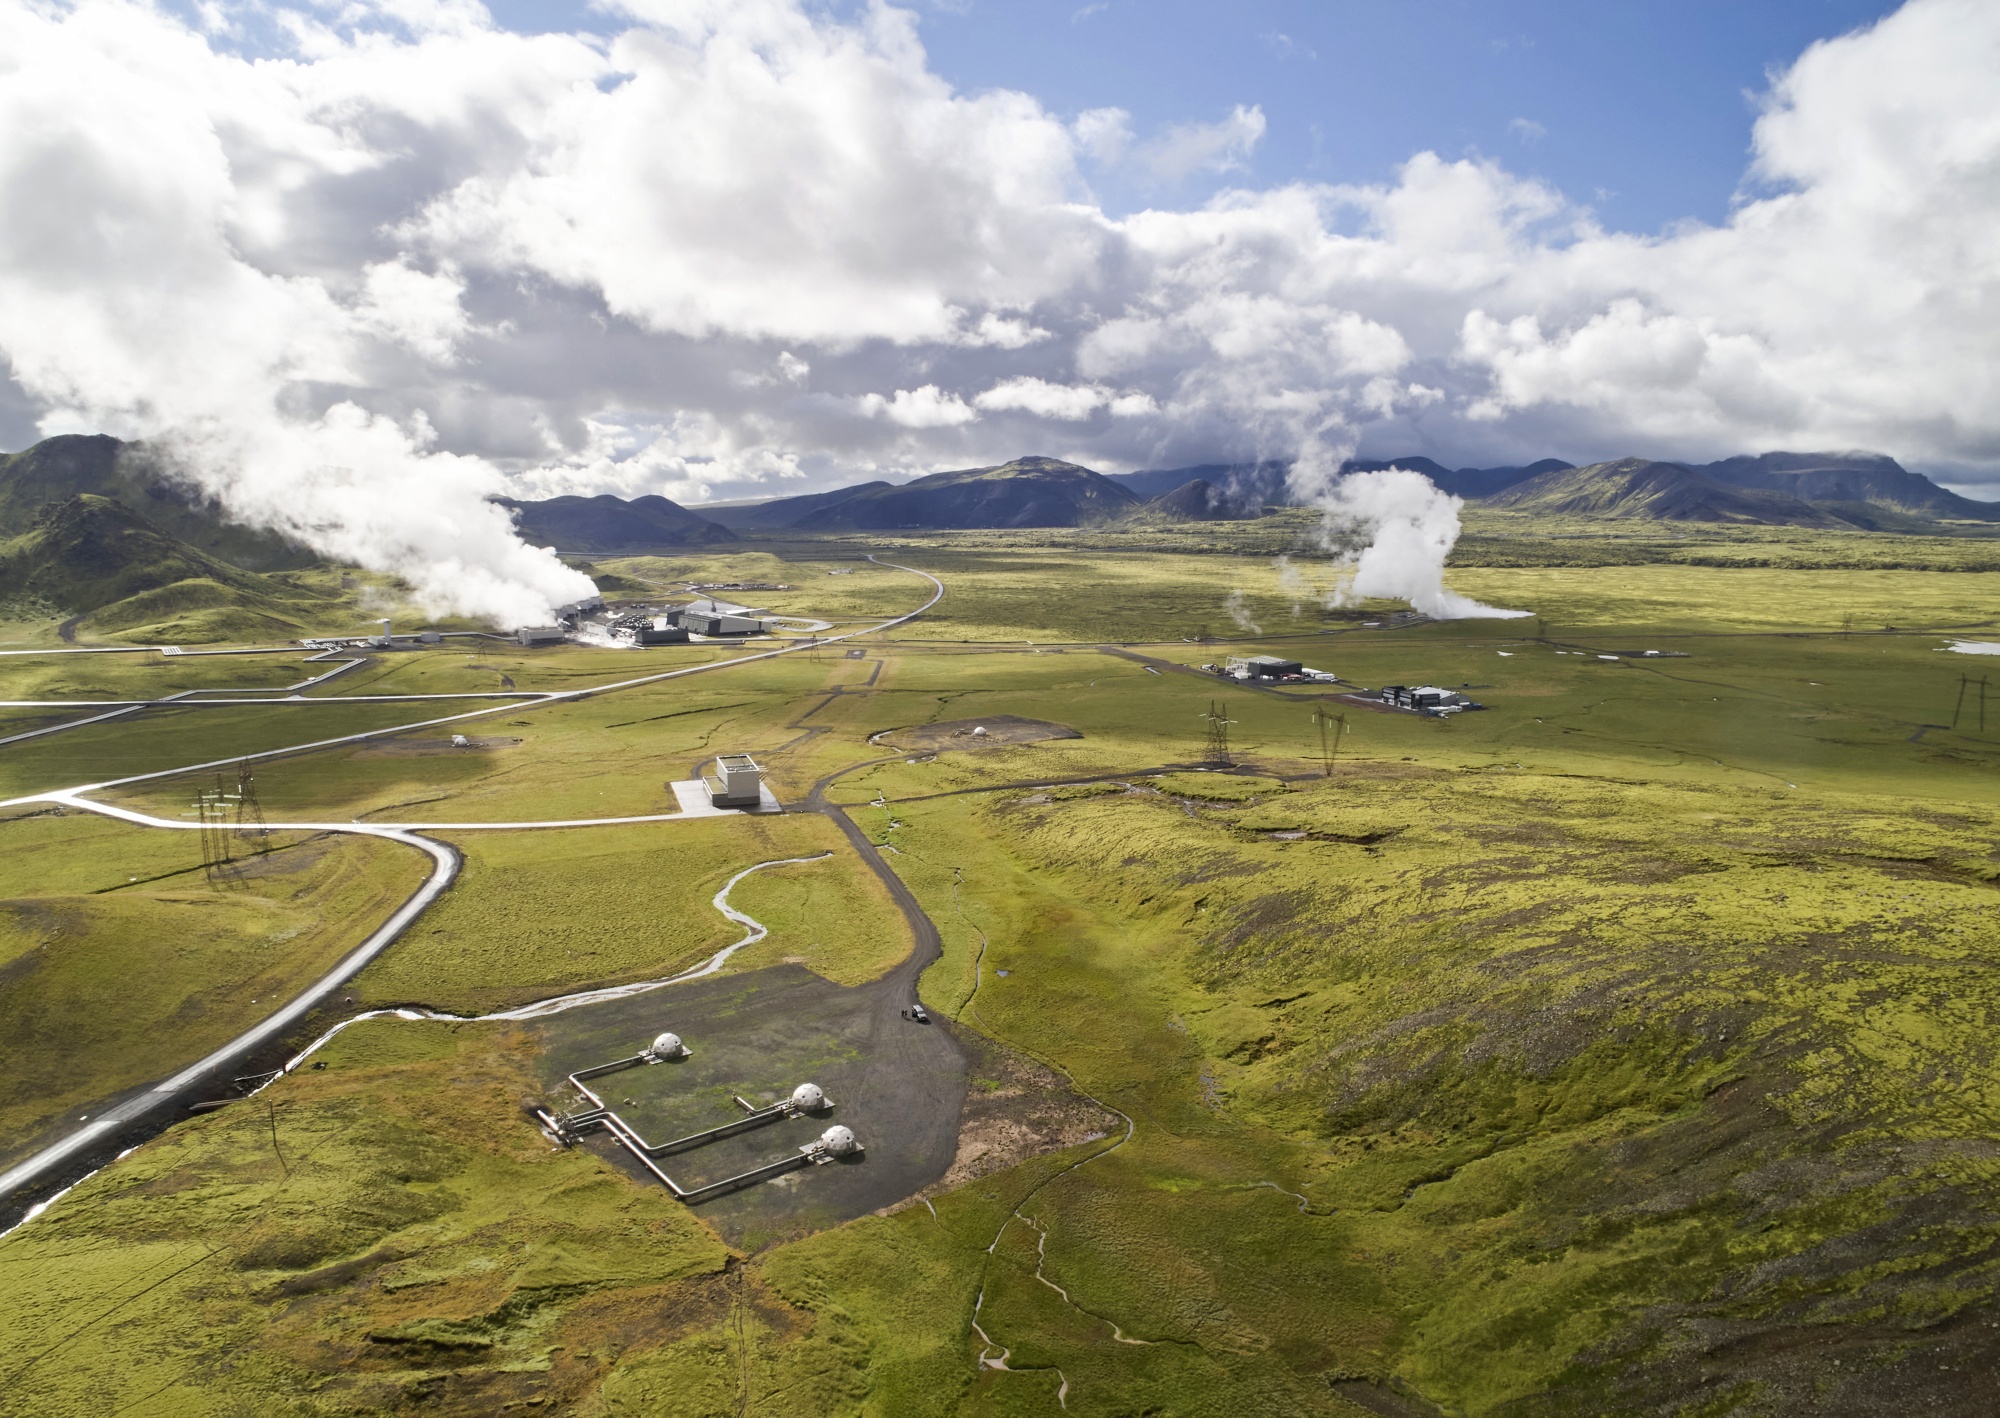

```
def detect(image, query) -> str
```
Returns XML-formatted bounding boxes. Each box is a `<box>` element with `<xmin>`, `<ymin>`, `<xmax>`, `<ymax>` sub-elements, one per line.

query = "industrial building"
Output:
<box><xmin>1229</xmin><ymin>654</ymin><xmax>1303</xmax><ymax>679</ymax></box>
<box><xmin>516</xmin><ymin>624</ymin><xmax>565</xmax><ymax>647</ymax></box>
<box><xmin>1378</xmin><ymin>685</ymin><xmax>1484</xmax><ymax>715</ymax></box>
<box><xmin>704</xmin><ymin>753</ymin><xmax>764</xmax><ymax>807</ymax></box>
<box><xmin>675</xmin><ymin>597</ymin><xmax>771</xmax><ymax>637</ymax></box>
<box><xmin>1206</xmin><ymin>655</ymin><xmax>1339</xmax><ymax>684</ymax></box>
<box><xmin>636</xmin><ymin>617</ymin><xmax>691</xmax><ymax>645</ymax></box>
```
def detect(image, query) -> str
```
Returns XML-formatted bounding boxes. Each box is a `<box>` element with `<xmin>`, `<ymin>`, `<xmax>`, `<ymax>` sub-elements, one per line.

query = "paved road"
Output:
<box><xmin>0</xmin><ymin>825</ymin><xmax>459</xmax><ymax>1214</ymax></box>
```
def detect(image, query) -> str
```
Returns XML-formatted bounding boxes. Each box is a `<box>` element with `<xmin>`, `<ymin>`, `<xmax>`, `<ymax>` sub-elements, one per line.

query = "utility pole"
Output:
<box><xmin>1201</xmin><ymin>701</ymin><xmax>1234</xmax><ymax>766</ymax></box>
<box><xmin>1954</xmin><ymin>673</ymin><xmax>1969</xmax><ymax>730</ymax></box>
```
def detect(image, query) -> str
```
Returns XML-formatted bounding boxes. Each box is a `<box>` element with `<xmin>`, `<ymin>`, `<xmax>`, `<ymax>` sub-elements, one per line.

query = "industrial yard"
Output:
<box><xmin>2</xmin><ymin>545</ymin><xmax>2000</xmax><ymax>1415</ymax></box>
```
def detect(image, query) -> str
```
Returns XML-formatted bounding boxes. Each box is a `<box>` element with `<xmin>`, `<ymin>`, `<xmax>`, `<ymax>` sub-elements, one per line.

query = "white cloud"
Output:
<box><xmin>1073</xmin><ymin>106</ymin><xmax>1132</xmax><ymax>165</ymax></box>
<box><xmin>970</xmin><ymin>378</ymin><xmax>1157</xmax><ymax>421</ymax></box>
<box><xmin>1137</xmin><ymin>104</ymin><xmax>1267</xmax><ymax>184</ymax></box>
<box><xmin>0</xmin><ymin>0</ymin><xmax>1995</xmax><ymax>629</ymax></box>
<box><xmin>856</xmin><ymin>384</ymin><xmax>979</xmax><ymax>427</ymax></box>
<box><xmin>1508</xmin><ymin>117</ymin><xmax>1546</xmax><ymax>144</ymax></box>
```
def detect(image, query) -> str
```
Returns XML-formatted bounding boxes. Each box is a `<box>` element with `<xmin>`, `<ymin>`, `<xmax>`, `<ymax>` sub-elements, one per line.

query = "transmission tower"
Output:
<box><xmin>1201</xmin><ymin>700</ymin><xmax>1234</xmax><ymax>766</ymax></box>
<box><xmin>234</xmin><ymin>760</ymin><xmax>268</xmax><ymax>838</ymax></box>
<box><xmin>184</xmin><ymin>775</ymin><xmax>239</xmax><ymax>884</ymax></box>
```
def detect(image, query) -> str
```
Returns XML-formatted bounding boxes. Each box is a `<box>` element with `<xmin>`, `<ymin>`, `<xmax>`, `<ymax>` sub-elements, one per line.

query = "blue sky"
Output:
<box><xmin>470</xmin><ymin>0</ymin><xmax>1904</xmax><ymax>234</ymax></box>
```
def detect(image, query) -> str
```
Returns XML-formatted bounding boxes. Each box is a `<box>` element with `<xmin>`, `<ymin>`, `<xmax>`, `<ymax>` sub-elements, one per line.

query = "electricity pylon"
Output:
<box><xmin>1201</xmin><ymin>701</ymin><xmax>1234</xmax><ymax>766</ymax></box>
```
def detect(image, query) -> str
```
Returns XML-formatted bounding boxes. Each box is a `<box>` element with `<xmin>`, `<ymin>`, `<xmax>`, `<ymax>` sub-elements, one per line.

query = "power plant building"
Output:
<box><xmin>1228</xmin><ymin>655</ymin><xmax>1304</xmax><ymax>680</ymax></box>
<box><xmin>637</xmin><ymin>617</ymin><xmax>690</xmax><ymax>645</ymax></box>
<box><xmin>1380</xmin><ymin>685</ymin><xmax>1481</xmax><ymax>714</ymax></box>
<box><xmin>516</xmin><ymin>625</ymin><xmax>565</xmax><ymax>646</ymax></box>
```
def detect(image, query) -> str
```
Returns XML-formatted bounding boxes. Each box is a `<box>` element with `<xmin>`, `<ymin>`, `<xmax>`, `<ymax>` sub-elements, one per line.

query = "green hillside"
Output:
<box><xmin>0</xmin><ymin>495</ymin><xmax>348</xmax><ymax>642</ymax></box>
<box><xmin>0</xmin><ymin>435</ymin><xmax>318</xmax><ymax>571</ymax></box>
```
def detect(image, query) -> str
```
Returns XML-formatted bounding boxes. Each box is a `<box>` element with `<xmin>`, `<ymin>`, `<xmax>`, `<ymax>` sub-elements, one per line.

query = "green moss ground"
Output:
<box><xmin>356</xmin><ymin>817</ymin><xmax>909</xmax><ymax>1013</ymax></box>
<box><xmin>3</xmin><ymin>544</ymin><xmax>2000</xmax><ymax>1413</ymax></box>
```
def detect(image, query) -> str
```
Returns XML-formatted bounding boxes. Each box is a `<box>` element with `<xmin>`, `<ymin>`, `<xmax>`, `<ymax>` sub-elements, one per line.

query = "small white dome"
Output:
<box><xmin>971</xmin><ymin>725</ymin><xmax>988</xmax><ymax>736</ymax></box>
<box><xmin>790</xmin><ymin>1082</ymin><xmax>826</xmax><ymax>1111</ymax></box>
<box><xmin>819</xmin><ymin>1125</ymin><xmax>858</xmax><ymax>1155</ymax></box>
<box><xmin>650</xmin><ymin>1032</ymin><xmax>684</xmax><ymax>1057</ymax></box>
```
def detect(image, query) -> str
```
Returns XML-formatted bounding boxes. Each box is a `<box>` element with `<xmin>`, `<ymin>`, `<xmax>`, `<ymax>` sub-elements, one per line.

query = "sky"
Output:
<box><xmin>0</xmin><ymin>0</ymin><xmax>1995</xmax><ymax>621</ymax></box>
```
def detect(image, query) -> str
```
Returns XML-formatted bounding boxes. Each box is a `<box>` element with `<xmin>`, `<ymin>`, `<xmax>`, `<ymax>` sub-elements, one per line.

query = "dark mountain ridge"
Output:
<box><xmin>1489</xmin><ymin>458</ymin><xmax>1846</xmax><ymax>526</ymax></box>
<box><xmin>1105</xmin><ymin>456</ymin><xmax>1576</xmax><ymax>507</ymax></box>
<box><xmin>495</xmin><ymin>493</ymin><xmax>735</xmax><ymax>552</ymax></box>
<box><xmin>699</xmin><ymin>481</ymin><xmax>896</xmax><ymax>532</ymax></box>
<box><xmin>1137</xmin><ymin>479</ymin><xmax>1242</xmax><ymax>521</ymax></box>
<box><xmin>697</xmin><ymin>456</ymin><xmax>1138</xmax><ymax>532</ymax></box>
<box><xmin>1698</xmin><ymin>451</ymin><xmax>1999</xmax><ymax>520</ymax></box>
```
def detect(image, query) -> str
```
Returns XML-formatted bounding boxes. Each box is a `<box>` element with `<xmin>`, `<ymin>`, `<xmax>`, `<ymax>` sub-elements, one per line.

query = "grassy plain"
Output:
<box><xmin>356</xmin><ymin>817</ymin><xmax>909</xmax><ymax>1013</ymax></box>
<box><xmin>3</xmin><ymin>536</ymin><xmax>2000</xmax><ymax>1413</ymax></box>
<box><xmin>0</xmin><ymin>810</ymin><xmax>424</xmax><ymax>1172</ymax></box>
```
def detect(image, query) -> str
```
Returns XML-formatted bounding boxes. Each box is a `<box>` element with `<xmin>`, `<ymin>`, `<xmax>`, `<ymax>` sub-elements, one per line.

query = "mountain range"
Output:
<box><xmin>700</xmin><ymin>456</ymin><xmax>1139</xmax><ymax>531</ymax></box>
<box><xmin>495</xmin><ymin>493</ymin><xmax>736</xmax><ymax>551</ymax></box>
<box><xmin>0</xmin><ymin>435</ymin><xmax>1993</xmax><ymax>639</ymax></box>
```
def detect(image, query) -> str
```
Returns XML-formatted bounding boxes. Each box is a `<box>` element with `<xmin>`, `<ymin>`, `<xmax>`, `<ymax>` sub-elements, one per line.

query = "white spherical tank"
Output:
<box><xmin>790</xmin><ymin>1082</ymin><xmax>826</xmax><ymax>1112</ymax></box>
<box><xmin>650</xmin><ymin>1032</ymin><xmax>684</xmax><ymax>1058</ymax></box>
<box><xmin>819</xmin><ymin>1125</ymin><xmax>858</xmax><ymax>1156</ymax></box>
<box><xmin>972</xmin><ymin>725</ymin><xmax>988</xmax><ymax>736</ymax></box>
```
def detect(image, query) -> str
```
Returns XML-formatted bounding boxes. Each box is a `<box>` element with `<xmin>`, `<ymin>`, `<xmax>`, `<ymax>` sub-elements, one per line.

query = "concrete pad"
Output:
<box><xmin>667</xmin><ymin>779</ymin><xmax>783</xmax><ymax>817</ymax></box>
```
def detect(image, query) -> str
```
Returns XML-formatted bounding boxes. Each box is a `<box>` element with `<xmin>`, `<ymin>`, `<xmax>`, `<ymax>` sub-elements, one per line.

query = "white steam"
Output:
<box><xmin>1223</xmin><ymin>589</ymin><xmax>1263</xmax><ymax>634</ymax></box>
<box><xmin>1301</xmin><ymin>468</ymin><xmax>1529</xmax><ymax>620</ymax></box>
<box><xmin>0</xmin><ymin>0</ymin><xmax>595</xmax><ymax>627</ymax></box>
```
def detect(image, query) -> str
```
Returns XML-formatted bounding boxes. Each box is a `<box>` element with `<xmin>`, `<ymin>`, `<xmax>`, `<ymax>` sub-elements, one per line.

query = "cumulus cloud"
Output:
<box><xmin>856</xmin><ymin>385</ymin><xmax>979</xmax><ymax>427</ymax></box>
<box><xmin>0</xmin><ymin>0</ymin><xmax>1995</xmax><ymax>632</ymax></box>
<box><xmin>973</xmin><ymin>378</ymin><xmax>1154</xmax><ymax>420</ymax></box>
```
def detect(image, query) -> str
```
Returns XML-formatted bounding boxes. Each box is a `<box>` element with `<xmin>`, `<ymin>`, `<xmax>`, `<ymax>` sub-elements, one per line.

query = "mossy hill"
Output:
<box><xmin>0</xmin><ymin>434</ymin><xmax>316</xmax><ymax>570</ymax></box>
<box><xmin>705</xmin><ymin>456</ymin><xmax>1140</xmax><ymax>531</ymax></box>
<box><xmin>0</xmin><ymin>494</ymin><xmax>281</xmax><ymax>611</ymax></box>
<box><xmin>495</xmin><ymin>492</ymin><xmax>735</xmax><ymax>552</ymax></box>
<box><xmin>0</xmin><ymin>494</ymin><xmax>343</xmax><ymax>640</ymax></box>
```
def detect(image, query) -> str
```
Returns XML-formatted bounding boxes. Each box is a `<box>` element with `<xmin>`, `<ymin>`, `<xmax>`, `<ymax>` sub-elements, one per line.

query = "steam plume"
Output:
<box><xmin>1292</xmin><ymin>461</ymin><xmax>1529</xmax><ymax>620</ymax></box>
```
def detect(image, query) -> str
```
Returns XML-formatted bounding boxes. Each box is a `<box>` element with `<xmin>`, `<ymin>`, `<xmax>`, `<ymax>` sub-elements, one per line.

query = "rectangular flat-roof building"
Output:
<box><xmin>703</xmin><ymin>753</ymin><xmax>764</xmax><ymax>807</ymax></box>
<box><xmin>1227</xmin><ymin>655</ymin><xmax>1304</xmax><ymax>679</ymax></box>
